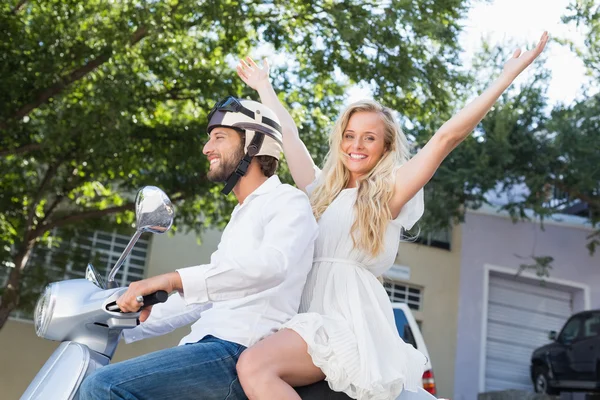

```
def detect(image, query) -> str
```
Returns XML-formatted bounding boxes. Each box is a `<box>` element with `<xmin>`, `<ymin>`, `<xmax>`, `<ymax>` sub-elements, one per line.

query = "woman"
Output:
<box><xmin>235</xmin><ymin>32</ymin><xmax>548</xmax><ymax>400</ymax></box>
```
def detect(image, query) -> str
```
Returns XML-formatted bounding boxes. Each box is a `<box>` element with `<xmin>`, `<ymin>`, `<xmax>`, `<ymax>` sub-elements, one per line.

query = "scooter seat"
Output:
<box><xmin>295</xmin><ymin>380</ymin><xmax>352</xmax><ymax>399</ymax></box>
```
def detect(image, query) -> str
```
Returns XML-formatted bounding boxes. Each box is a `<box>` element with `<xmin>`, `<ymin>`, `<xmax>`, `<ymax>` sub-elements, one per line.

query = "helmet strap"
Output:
<box><xmin>221</xmin><ymin>132</ymin><xmax>265</xmax><ymax>195</ymax></box>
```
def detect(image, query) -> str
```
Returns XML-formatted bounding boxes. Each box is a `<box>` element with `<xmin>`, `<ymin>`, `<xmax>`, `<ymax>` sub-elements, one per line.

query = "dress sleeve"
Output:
<box><xmin>391</xmin><ymin>188</ymin><xmax>424</xmax><ymax>230</ymax></box>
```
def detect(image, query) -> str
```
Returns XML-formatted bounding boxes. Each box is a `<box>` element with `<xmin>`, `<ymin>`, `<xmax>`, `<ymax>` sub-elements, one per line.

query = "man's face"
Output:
<box><xmin>203</xmin><ymin>127</ymin><xmax>245</xmax><ymax>182</ymax></box>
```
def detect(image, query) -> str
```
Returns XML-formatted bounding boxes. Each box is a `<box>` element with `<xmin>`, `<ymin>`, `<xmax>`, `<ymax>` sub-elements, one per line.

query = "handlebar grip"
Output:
<box><xmin>106</xmin><ymin>290</ymin><xmax>169</xmax><ymax>312</ymax></box>
<box><xmin>142</xmin><ymin>291</ymin><xmax>169</xmax><ymax>307</ymax></box>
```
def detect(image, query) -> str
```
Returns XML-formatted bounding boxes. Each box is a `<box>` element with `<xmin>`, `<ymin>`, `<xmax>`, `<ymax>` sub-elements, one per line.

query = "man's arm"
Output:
<box><xmin>177</xmin><ymin>189</ymin><xmax>317</xmax><ymax>304</ymax></box>
<box><xmin>116</xmin><ymin>189</ymin><xmax>317</xmax><ymax>310</ymax></box>
<box><xmin>122</xmin><ymin>294</ymin><xmax>212</xmax><ymax>343</ymax></box>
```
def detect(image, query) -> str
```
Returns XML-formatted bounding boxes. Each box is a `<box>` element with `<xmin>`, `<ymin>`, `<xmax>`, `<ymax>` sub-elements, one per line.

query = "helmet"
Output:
<box><xmin>207</xmin><ymin>96</ymin><xmax>283</xmax><ymax>159</ymax></box>
<box><xmin>207</xmin><ymin>96</ymin><xmax>283</xmax><ymax>194</ymax></box>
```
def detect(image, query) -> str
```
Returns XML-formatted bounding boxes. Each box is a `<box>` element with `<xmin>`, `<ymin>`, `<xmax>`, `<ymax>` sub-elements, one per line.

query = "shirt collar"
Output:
<box><xmin>241</xmin><ymin>175</ymin><xmax>282</xmax><ymax>204</ymax></box>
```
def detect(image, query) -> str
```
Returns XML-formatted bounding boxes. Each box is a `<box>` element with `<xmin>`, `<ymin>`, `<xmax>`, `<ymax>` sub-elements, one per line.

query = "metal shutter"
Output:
<box><xmin>485</xmin><ymin>273</ymin><xmax>573</xmax><ymax>391</ymax></box>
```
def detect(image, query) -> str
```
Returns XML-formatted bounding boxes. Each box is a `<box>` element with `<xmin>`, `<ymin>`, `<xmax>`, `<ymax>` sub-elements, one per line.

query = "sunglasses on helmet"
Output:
<box><xmin>207</xmin><ymin>96</ymin><xmax>282</xmax><ymax>133</ymax></box>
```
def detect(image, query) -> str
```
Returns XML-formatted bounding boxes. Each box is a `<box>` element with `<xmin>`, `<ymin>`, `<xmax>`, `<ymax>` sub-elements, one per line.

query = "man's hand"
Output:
<box><xmin>116</xmin><ymin>272</ymin><xmax>182</xmax><ymax>321</ymax></box>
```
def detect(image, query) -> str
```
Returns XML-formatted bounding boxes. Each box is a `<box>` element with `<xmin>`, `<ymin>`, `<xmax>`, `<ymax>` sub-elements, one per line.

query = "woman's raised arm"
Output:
<box><xmin>237</xmin><ymin>57</ymin><xmax>317</xmax><ymax>191</ymax></box>
<box><xmin>389</xmin><ymin>32</ymin><xmax>549</xmax><ymax>217</ymax></box>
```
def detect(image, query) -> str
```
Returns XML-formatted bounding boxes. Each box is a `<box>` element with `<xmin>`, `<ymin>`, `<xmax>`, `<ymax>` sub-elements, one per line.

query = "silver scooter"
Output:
<box><xmin>21</xmin><ymin>186</ymin><xmax>174</xmax><ymax>400</ymax></box>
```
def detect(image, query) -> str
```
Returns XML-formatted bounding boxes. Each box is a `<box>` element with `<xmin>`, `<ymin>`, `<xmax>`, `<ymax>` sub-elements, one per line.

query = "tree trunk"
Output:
<box><xmin>0</xmin><ymin>240</ymin><xmax>35</xmax><ymax>330</ymax></box>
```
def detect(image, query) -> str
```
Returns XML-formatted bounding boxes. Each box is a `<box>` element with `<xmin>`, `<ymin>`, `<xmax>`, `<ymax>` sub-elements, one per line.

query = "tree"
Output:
<box><xmin>560</xmin><ymin>0</ymin><xmax>600</xmax><ymax>252</ymax></box>
<box><xmin>413</xmin><ymin>34</ymin><xmax>599</xmax><ymax>276</ymax></box>
<box><xmin>0</xmin><ymin>0</ymin><xmax>469</xmax><ymax>329</ymax></box>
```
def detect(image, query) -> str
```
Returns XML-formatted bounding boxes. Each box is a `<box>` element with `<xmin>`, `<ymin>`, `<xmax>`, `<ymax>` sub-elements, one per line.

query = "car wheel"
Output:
<box><xmin>533</xmin><ymin>366</ymin><xmax>558</xmax><ymax>395</ymax></box>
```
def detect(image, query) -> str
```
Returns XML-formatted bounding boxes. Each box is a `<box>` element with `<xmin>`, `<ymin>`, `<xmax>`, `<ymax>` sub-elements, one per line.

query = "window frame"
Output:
<box><xmin>383</xmin><ymin>280</ymin><xmax>423</xmax><ymax>311</ymax></box>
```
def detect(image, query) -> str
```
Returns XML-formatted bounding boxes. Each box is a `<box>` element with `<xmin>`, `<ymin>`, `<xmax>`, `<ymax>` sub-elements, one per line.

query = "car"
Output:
<box><xmin>530</xmin><ymin>309</ymin><xmax>600</xmax><ymax>394</ymax></box>
<box><xmin>391</xmin><ymin>302</ymin><xmax>437</xmax><ymax>396</ymax></box>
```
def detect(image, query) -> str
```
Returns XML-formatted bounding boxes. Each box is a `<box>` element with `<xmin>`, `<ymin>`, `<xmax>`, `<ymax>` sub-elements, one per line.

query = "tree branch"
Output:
<box><xmin>31</xmin><ymin>189</ymin><xmax>190</xmax><ymax>239</ymax></box>
<box><xmin>32</xmin><ymin>203</ymin><xmax>136</xmax><ymax>239</ymax></box>
<box><xmin>0</xmin><ymin>26</ymin><xmax>149</xmax><ymax>131</ymax></box>
<box><xmin>555</xmin><ymin>182</ymin><xmax>600</xmax><ymax>209</ymax></box>
<box><xmin>25</xmin><ymin>162</ymin><xmax>61</xmax><ymax>235</ymax></box>
<box><xmin>8</xmin><ymin>51</ymin><xmax>112</xmax><ymax>126</ymax></box>
<box><xmin>0</xmin><ymin>143</ymin><xmax>42</xmax><ymax>157</ymax></box>
<box><xmin>11</xmin><ymin>0</ymin><xmax>28</xmax><ymax>14</ymax></box>
<box><xmin>130</xmin><ymin>26</ymin><xmax>148</xmax><ymax>45</ymax></box>
<box><xmin>39</xmin><ymin>195</ymin><xmax>64</xmax><ymax>226</ymax></box>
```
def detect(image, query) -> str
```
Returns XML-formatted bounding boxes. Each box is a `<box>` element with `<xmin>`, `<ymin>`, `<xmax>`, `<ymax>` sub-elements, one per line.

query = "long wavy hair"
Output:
<box><xmin>310</xmin><ymin>100</ymin><xmax>410</xmax><ymax>257</ymax></box>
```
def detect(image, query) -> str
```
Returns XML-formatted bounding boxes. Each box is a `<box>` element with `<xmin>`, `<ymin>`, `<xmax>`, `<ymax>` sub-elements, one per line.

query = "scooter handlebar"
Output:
<box><xmin>106</xmin><ymin>290</ymin><xmax>169</xmax><ymax>312</ymax></box>
<box><xmin>141</xmin><ymin>291</ymin><xmax>169</xmax><ymax>307</ymax></box>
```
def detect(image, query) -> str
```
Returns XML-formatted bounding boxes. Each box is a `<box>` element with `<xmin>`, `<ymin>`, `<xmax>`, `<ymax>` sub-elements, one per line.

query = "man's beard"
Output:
<box><xmin>207</xmin><ymin>145</ymin><xmax>245</xmax><ymax>183</ymax></box>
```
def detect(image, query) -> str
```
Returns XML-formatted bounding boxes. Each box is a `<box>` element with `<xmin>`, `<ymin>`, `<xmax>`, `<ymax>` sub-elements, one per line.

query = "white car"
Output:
<box><xmin>391</xmin><ymin>302</ymin><xmax>436</xmax><ymax>397</ymax></box>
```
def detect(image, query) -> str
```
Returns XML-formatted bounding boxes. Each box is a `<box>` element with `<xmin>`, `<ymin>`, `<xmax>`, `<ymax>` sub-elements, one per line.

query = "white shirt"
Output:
<box><xmin>123</xmin><ymin>176</ymin><xmax>318</xmax><ymax>348</ymax></box>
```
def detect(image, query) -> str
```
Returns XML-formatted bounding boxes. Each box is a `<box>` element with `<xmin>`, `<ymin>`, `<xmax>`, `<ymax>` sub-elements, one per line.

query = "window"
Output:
<box><xmin>392</xmin><ymin>308</ymin><xmax>417</xmax><ymax>348</ymax></box>
<box><xmin>384</xmin><ymin>281</ymin><xmax>423</xmax><ymax>311</ymax></box>
<box><xmin>558</xmin><ymin>317</ymin><xmax>582</xmax><ymax>344</ymax></box>
<box><xmin>583</xmin><ymin>314</ymin><xmax>600</xmax><ymax>339</ymax></box>
<box><xmin>409</xmin><ymin>228</ymin><xmax>451</xmax><ymax>250</ymax></box>
<box><xmin>2</xmin><ymin>230</ymin><xmax>149</xmax><ymax>321</ymax></box>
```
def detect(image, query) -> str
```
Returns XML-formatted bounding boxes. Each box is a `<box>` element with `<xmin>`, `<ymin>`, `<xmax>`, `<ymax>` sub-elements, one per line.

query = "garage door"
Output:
<box><xmin>484</xmin><ymin>273</ymin><xmax>574</xmax><ymax>391</ymax></box>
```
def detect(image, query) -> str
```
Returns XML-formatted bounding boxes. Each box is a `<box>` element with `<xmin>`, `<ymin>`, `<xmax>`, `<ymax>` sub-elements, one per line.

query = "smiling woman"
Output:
<box><xmin>311</xmin><ymin>100</ymin><xmax>411</xmax><ymax>256</ymax></box>
<box><xmin>341</xmin><ymin>111</ymin><xmax>392</xmax><ymax>187</ymax></box>
<box><xmin>235</xmin><ymin>31</ymin><xmax>548</xmax><ymax>400</ymax></box>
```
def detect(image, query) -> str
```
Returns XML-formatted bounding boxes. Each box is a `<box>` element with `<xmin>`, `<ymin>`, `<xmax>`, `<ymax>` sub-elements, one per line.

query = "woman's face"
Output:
<box><xmin>340</xmin><ymin>111</ymin><xmax>387</xmax><ymax>184</ymax></box>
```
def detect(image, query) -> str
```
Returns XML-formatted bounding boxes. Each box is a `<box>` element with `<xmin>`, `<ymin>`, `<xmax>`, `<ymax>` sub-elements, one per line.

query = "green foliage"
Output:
<box><xmin>517</xmin><ymin>255</ymin><xmax>555</xmax><ymax>279</ymax></box>
<box><xmin>0</xmin><ymin>0</ymin><xmax>470</xmax><ymax>322</ymax></box>
<box><xmin>563</xmin><ymin>0</ymin><xmax>600</xmax><ymax>77</ymax></box>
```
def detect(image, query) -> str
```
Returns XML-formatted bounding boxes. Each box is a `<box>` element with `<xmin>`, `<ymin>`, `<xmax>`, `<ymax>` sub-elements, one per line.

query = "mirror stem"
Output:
<box><xmin>107</xmin><ymin>231</ymin><xmax>143</xmax><ymax>288</ymax></box>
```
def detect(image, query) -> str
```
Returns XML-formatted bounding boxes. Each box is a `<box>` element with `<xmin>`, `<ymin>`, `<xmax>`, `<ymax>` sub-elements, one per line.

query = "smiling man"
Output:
<box><xmin>79</xmin><ymin>97</ymin><xmax>319</xmax><ymax>400</ymax></box>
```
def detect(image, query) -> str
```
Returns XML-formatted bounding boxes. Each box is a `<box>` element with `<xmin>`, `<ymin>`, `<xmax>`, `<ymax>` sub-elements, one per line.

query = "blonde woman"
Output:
<box><xmin>235</xmin><ymin>32</ymin><xmax>548</xmax><ymax>400</ymax></box>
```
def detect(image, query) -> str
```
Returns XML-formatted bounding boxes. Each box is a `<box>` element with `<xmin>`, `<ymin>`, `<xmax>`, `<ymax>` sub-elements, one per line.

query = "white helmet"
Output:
<box><xmin>207</xmin><ymin>96</ymin><xmax>283</xmax><ymax>194</ymax></box>
<box><xmin>207</xmin><ymin>96</ymin><xmax>283</xmax><ymax>159</ymax></box>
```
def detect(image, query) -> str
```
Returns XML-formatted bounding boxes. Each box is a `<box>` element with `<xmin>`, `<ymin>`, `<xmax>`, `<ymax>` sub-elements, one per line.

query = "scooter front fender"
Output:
<box><xmin>21</xmin><ymin>341</ymin><xmax>109</xmax><ymax>400</ymax></box>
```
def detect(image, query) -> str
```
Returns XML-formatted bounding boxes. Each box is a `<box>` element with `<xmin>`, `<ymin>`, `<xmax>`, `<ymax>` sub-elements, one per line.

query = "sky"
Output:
<box><xmin>347</xmin><ymin>0</ymin><xmax>593</xmax><ymax>107</ymax></box>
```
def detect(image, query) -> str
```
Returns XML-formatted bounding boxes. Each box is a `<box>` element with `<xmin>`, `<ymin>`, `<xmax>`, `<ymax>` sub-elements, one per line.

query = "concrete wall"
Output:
<box><xmin>146</xmin><ymin>228</ymin><xmax>223</xmax><ymax>276</ymax></box>
<box><xmin>453</xmin><ymin>210</ymin><xmax>600</xmax><ymax>400</ymax></box>
<box><xmin>393</xmin><ymin>225</ymin><xmax>463</xmax><ymax>399</ymax></box>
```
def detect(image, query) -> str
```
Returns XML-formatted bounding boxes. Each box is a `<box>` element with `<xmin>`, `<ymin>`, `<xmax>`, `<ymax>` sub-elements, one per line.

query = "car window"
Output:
<box><xmin>582</xmin><ymin>314</ymin><xmax>600</xmax><ymax>339</ymax></box>
<box><xmin>558</xmin><ymin>316</ymin><xmax>582</xmax><ymax>343</ymax></box>
<box><xmin>393</xmin><ymin>308</ymin><xmax>417</xmax><ymax>349</ymax></box>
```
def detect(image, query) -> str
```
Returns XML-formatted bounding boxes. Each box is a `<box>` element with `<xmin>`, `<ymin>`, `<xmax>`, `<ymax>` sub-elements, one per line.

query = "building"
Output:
<box><xmin>1</xmin><ymin>222</ymin><xmax>462</xmax><ymax>399</ymax></box>
<box><xmin>452</xmin><ymin>206</ymin><xmax>600</xmax><ymax>400</ymax></box>
<box><xmin>4</xmin><ymin>202</ymin><xmax>595</xmax><ymax>400</ymax></box>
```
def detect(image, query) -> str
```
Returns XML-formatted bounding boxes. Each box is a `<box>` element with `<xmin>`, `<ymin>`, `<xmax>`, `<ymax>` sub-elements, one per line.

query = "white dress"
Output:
<box><xmin>283</xmin><ymin>177</ymin><xmax>428</xmax><ymax>400</ymax></box>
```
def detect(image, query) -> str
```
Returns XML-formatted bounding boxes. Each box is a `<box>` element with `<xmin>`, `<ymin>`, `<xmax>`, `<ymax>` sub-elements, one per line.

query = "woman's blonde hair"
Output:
<box><xmin>310</xmin><ymin>100</ymin><xmax>410</xmax><ymax>256</ymax></box>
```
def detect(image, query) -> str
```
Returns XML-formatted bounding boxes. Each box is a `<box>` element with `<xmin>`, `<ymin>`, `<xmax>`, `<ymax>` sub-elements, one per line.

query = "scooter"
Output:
<box><xmin>21</xmin><ymin>186</ymin><xmax>174</xmax><ymax>400</ymax></box>
<box><xmin>20</xmin><ymin>185</ymin><xmax>432</xmax><ymax>400</ymax></box>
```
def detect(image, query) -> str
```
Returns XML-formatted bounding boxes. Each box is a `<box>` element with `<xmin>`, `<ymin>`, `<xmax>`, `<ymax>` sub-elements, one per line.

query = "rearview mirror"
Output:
<box><xmin>135</xmin><ymin>186</ymin><xmax>175</xmax><ymax>234</ymax></box>
<box><xmin>107</xmin><ymin>186</ymin><xmax>175</xmax><ymax>288</ymax></box>
<box><xmin>548</xmin><ymin>330</ymin><xmax>557</xmax><ymax>341</ymax></box>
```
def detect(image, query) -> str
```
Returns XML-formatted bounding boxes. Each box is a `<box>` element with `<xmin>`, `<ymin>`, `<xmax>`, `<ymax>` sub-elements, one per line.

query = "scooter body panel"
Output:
<box><xmin>21</xmin><ymin>341</ymin><xmax>109</xmax><ymax>400</ymax></box>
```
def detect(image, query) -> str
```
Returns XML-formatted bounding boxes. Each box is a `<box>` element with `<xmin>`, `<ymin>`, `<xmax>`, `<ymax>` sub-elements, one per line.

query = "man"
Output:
<box><xmin>80</xmin><ymin>97</ymin><xmax>318</xmax><ymax>399</ymax></box>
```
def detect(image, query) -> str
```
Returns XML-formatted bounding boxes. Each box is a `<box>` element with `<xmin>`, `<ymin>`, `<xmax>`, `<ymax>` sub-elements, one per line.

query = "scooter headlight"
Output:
<box><xmin>34</xmin><ymin>283</ymin><xmax>57</xmax><ymax>338</ymax></box>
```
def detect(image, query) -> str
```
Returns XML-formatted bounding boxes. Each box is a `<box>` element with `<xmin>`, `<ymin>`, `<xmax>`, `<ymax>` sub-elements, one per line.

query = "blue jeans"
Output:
<box><xmin>79</xmin><ymin>335</ymin><xmax>246</xmax><ymax>400</ymax></box>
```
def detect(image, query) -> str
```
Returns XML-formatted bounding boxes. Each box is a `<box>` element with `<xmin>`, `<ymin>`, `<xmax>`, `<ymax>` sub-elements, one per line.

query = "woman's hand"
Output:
<box><xmin>237</xmin><ymin>57</ymin><xmax>271</xmax><ymax>91</ymax></box>
<box><xmin>502</xmin><ymin>31</ymin><xmax>549</xmax><ymax>80</ymax></box>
